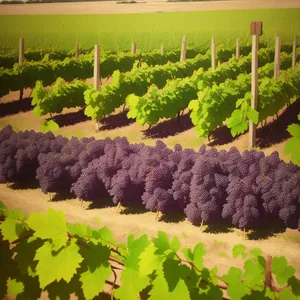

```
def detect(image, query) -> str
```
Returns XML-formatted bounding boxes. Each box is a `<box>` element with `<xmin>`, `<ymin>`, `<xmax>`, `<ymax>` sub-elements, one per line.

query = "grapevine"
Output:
<box><xmin>0</xmin><ymin>202</ymin><xmax>299</xmax><ymax>300</ymax></box>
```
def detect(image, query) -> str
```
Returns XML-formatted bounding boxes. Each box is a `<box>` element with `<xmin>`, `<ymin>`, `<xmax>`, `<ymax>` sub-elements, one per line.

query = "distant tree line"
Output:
<box><xmin>0</xmin><ymin>0</ymin><xmax>115</xmax><ymax>4</ymax></box>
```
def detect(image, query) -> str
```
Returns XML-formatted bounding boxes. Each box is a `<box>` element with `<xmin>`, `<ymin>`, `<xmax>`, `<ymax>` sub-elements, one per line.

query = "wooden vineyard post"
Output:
<box><xmin>94</xmin><ymin>44</ymin><xmax>101</xmax><ymax>131</ymax></box>
<box><xmin>274</xmin><ymin>36</ymin><xmax>281</xmax><ymax>78</ymax></box>
<box><xmin>180</xmin><ymin>35</ymin><xmax>187</xmax><ymax>62</ymax></box>
<box><xmin>160</xmin><ymin>44</ymin><xmax>164</xmax><ymax>56</ymax></box>
<box><xmin>131</xmin><ymin>42</ymin><xmax>136</xmax><ymax>55</ymax></box>
<box><xmin>292</xmin><ymin>36</ymin><xmax>297</xmax><ymax>70</ymax></box>
<box><xmin>19</xmin><ymin>38</ymin><xmax>24</xmax><ymax>65</ymax></box>
<box><xmin>236</xmin><ymin>39</ymin><xmax>240</xmax><ymax>60</ymax></box>
<box><xmin>75</xmin><ymin>42</ymin><xmax>79</xmax><ymax>61</ymax></box>
<box><xmin>211</xmin><ymin>37</ymin><xmax>216</xmax><ymax>70</ymax></box>
<box><xmin>19</xmin><ymin>38</ymin><xmax>24</xmax><ymax>100</ymax></box>
<box><xmin>249</xmin><ymin>21</ymin><xmax>262</xmax><ymax>149</ymax></box>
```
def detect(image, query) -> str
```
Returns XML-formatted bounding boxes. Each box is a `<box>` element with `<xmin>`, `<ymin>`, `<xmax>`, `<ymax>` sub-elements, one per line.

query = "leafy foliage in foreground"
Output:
<box><xmin>0</xmin><ymin>203</ymin><xmax>299</xmax><ymax>300</ymax></box>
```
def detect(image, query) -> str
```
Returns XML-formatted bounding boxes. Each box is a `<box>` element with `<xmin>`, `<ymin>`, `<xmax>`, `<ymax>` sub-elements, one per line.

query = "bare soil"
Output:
<box><xmin>0</xmin><ymin>0</ymin><xmax>300</xmax><ymax>15</ymax></box>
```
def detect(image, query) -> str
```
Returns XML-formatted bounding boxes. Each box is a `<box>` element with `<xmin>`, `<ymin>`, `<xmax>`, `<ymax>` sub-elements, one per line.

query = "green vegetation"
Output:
<box><xmin>285</xmin><ymin>113</ymin><xmax>300</xmax><ymax>166</ymax></box>
<box><xmin>0</xmin><ymin>9</ymin><xmax>299</xmax><ymax>52</ymax></box>
<box><xmin>1</xmin><ymin>202</ymin><xmax>299</xmax><ymax>300</ymax></box>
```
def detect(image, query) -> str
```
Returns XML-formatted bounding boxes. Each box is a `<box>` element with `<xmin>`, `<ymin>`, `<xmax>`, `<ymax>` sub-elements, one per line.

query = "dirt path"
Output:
<box><xmin>1</xmin><ymin>184</ymin><xmax>299</xmax><ymax>281</ymax></box>
<box><xmin>0</xmin><ymin>0</ymin><xmax>300</xmax><ymax>15</ymax></box>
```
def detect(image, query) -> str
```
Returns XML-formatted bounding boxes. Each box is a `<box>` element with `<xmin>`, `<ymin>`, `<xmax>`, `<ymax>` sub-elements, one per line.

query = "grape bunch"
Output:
<box><xmin>184</xmin><ymin>146</ymin><xmax>228</xmax><ymax>226</ymax></box>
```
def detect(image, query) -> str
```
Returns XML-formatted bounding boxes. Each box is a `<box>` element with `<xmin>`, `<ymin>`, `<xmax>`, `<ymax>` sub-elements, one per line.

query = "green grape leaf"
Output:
<box><xmin>284</xmin><ymin>137</ymin><xmax>300</xmax><ymax>166</ymax></box>
<box><xmin>139</xmin><ymin>243</ymin><xmax>165</xmax><ymax>277</ymax></box>
<box><xmin>222</xmin><ymin>267</ymin><xmax>251</xmax><ymax>300</ymax></box>
<box><xmin>246</xmin><ymin>107</ymin><xmax>259</xmax><ymax>124</ymax></box>
<box><xmin>7</xmin><ymin>278</ymin><xmax>24</xmax><ymax>297</ymax></box>
<box><xmin>287</xmin><ymin>124</ymin><xmax>300</xmax><ymax>137</ymax></box>
<box><xmin>114</xmin><ymin>268</ymin><xmax>149</xmax><ymax>300</ymax></box>
<box><xmin>182</xmin><ymin>243</ymin><xmax>206</xmax><ymax>270</ymax></box>
<box><xmin>67</xmin><ymin>223</ymin><xmax>92</xmax><ymax>239</ymax></box>
<box><xmin>124</xmin><ymin>234</ymin><xmax>150</xmax><ymax>270</ymax></box>
<box><xmin>0</xmin><ymin>216</ymin><xmax>27</xmax><ymax>243</ymax></box>
<box><xmin>243</xmin><ymin>259</ymin><xmax>265</xmax><ymax>289</ymax></box>
<box><xmin>40</xmin><ymin>120</ymin><xmax>59</xmax><ymax>133</ymax></box>
<box><xmin>92</xmin><ymin>226</ymin><xmax>117</xmax><ymax>246</ymax></box>
<box><xmin>26</xmin><ymin>208</ymin><xmax>68</xmax><ymax>251</ymax></box>
<box><xmin>14</xmin><ymin>238</ymin><xmax>43</xmax><ymax>277</ymax></box>
<box><xmin>4</xmin><ymin>208</ymin><xmax>26</xmax><ymax>220</ymax></box>
<box><xmin>84</xmin><ymin>105</ymin><xmax>95</xmax><ymax>118</ymax></box>
<box><xmin>271</xmin><ymin>256</ymin><xmax>295</xmax><ymax>286</ymax></box>
<box><xmin>278</xmin><ymin>288</ymin><xmax>298</xmax><ymax>300</ymax></box>
<box><xmin>152</xmin><ymin>231</ymin><xmax>170</xmax><ymax>254</ymax></box>
<box><xmin>250</xmin><ymin>248</ymin><xmax>261</xmax><ymax>258</ymax></box>
<box><xmin>148</xmin><ymin>266</ymin><xmax>190</xmax><ymax>300</ymax></box>
<box><xmin>170</xmin><ymin>236</ymin><xmax>181</xmax><ymax>252</ymax></box>
<box><xmin>288</xmin><ymin>276</ymin><xmax>300</xmax><ymax>296</ymax></box>
<box><xmin>79</xmin><ymin>242</ymin><xmax>111</xmax><ymax>300</ymax></box>
<box><xmin>0</xmin><ymin>201</ymin><xmax>6</xmax><ymax>214</ymax></box>
<box><xmin>232</xmin><ymin>244</ymin><xmax>247</xmax><ymax>259</ymax></box>
<box><xmin>46</xmin><ymin>277</ymin><xmax>80</xmax><ymax>300</ymax></box>
<box><xmin>34</xmin><ymin>239</ymin><xmax>83</xmax><ymax>289</ymax></box>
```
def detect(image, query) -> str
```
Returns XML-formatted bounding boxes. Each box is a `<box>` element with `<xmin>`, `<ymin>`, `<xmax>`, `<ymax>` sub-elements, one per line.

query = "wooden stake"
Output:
<box><xmin>75</xmin><ymin>42</ymin><xmax>79</xmax><ymax>61</ymax></box>
<box><xmin>19</xmin><ymin>38</ymin><xmax>24</xmax><ymax>100</ymax></box>
<box><xmin>115</xmin><ymin>202</ymin><xmax>121</xmax><ymax>213</ymax></box>
<box><xmin>211</xmin><ymin>37</ymin><xmax>216</xmax><ymax>70</ymax></box>
<box><xmin>94</xmin><ymin>44</ymin><xmax>101</xmax><ymax>131</ymax></box>
<box><xmin>155</xmin><ymin>210</ymin><xmax>160</xmax><ymax>221</ymax></box>
<box><xmin>180</xmin><ymin>35</ymin><xmax>187</xmax><ymax>62</ymax></box>
<box><xmin>19</xmin><ymin>38</ymin><xmax>24</xmax><ymax>65</ymax></box>
<box><xmin>249</xmin><ymin>34</ymin><xmax>259</xmax><ymax>149</ymax></box>
<box><xmin>131</xmin><ymin>42</ymin><xmax>136</xmax><ymax>55</ymax></box>
<box><xmin>160</xmin><ymin>44</ymin><xmax>164</xmax><ymax>56</ymax></box>
<box><xmin>274</xmin><ymin>36</ymin><xmax>281</xmax><ymax>79</ymax></box>
<box><xmin>199</xmin><ymin>218</ymin><xmax>204</xmax><ymax>232</ymax></box>
<box><xmin>236</xmin><ymin>39</ymin><xmax>240</xmax><ymax>60</ymax></box>
<box><xmin>292</xmin><ymin>36</ymin><xmax>297</xmax><ymax>70</ymax></box>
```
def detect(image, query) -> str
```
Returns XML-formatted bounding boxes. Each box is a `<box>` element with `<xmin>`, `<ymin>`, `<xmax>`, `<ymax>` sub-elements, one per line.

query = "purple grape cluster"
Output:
<box><xmin>0</xmin><ymin>125</ymin><xmax>299</xmax><ymax>231</ymax></box>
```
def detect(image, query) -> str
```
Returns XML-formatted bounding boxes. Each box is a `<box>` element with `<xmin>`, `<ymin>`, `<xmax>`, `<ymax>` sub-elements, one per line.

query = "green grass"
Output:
<box><xmin>1</xmin><ymin>8</ymin><xmax>300</xmax><ymax>53</ymax></box>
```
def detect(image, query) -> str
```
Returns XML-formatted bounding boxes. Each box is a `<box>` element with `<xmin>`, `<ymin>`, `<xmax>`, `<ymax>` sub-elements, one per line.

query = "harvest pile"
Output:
<box><xmin>1</xmin><ymin>125</ymin><xmax>299</xmax><ymax>231</ymax></box>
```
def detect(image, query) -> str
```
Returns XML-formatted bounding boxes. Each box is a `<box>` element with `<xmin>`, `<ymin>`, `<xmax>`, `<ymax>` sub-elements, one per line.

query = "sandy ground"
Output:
<box><xmin>0</xmin><ymin>0</ymin><xmax>300</xmax><ymax>15</ymax></box>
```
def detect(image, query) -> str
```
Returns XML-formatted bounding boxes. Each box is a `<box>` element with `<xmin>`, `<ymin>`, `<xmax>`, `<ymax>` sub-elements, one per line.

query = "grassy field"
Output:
<box><xmin>1</xmin><ymin>8</ymin><xmax>300</xmax><ymax>52</ymax></box>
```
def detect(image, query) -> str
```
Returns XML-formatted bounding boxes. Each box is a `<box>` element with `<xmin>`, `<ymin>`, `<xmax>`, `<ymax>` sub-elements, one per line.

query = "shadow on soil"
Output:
<box><xmin>48</xmin><ymin>108</ymin><xmax>135</xmax><ymax>130</ymax></box>
<box><xmin>159</xmin><ymin>211</ymin><xmax>186</xmax><ymax>223</ymax></box>
<box><xmin>247</xmin><ymin>219</ymin><xmax>287</xmax><ymax>240</ymax></box>
<box><xmin>88</xmin><ymin>197</ymin><xmax>115</xmax><ymax>209</ymax></box>
<box><xmin>8</xmin><ymin>180</ymin><xmax>40</xmax><ymax>190</ymax></box>
<box><xmin>200</xmin><ymin>217</ymin><xmax>288</xmax><ymax>240</ymax></box>
<box><xmin>51</xmin><ymin>192</ymin><xmax>77</xmax><ymax>202</ymax></box>
<box><xmin>120</xmin><ymin>203</ymin><xmax>149</xmax><ymax>215</ymax></box>
<box><xmin>142</xmin><ymin>112</ymin><xmax>193</xmax><ymax>139</ymax></box>
<box><xmin>49</xmin><ymin>108</ymin><xmax>89</xmax><ymax>128</ymax></box>
<box><xmin>209</xmin><ymin>100</ymin><xmax>300</xmax><ymax>148</ymax></box>
<box><xmin>0</xmin><ymin>98</ymin><xmax>33</xmax><ymax>117</ymax></box>
<box><xmin>99</xmin><ymin>109</ymin><xmax>135</xmax><ymax>131</ymax></box>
